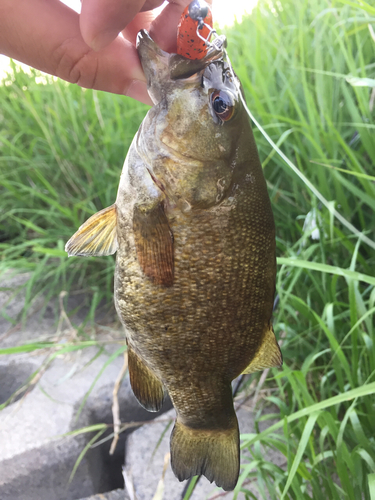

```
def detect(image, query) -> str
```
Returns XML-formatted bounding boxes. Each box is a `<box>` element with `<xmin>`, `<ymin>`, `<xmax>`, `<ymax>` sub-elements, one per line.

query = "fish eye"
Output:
<box><xmin>211</xmin><ymin>90</ymin><xmax>235</xmax><ymax>122</ymax></box>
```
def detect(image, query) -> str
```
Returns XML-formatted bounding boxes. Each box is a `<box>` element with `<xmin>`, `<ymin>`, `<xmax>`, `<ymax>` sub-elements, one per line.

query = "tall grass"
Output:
<box><xmin>0</xmin><ymin>66</ymin><xmax>148</xmax><ymax>319</ymax></box>
<box><xmin>0</xmin><ymin>0</ymin><xmax>374</xmax><ymax>498</ymax></box>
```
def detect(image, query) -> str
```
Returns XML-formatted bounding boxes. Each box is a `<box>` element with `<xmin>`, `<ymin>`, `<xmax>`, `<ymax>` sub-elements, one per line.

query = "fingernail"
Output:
<box><xmin>91</xmin><ymin>29</ymin><xmax>120</xmax><ymax>51</ymax></box>
<box><xmin>125</xmin><ymin>80</ymin><xmax>153</xmax><ymax>105</ymax></box>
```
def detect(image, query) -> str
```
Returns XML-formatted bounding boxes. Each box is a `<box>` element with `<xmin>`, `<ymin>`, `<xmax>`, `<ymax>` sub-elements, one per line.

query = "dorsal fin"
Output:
<box><xmin>65</xmin><ymin>204</ymin><xmax>118</xmax><ymax>257</ymax></box>
<box><xmin>242</xmin><ymin>324</ymin><xmax>282</xmax><ymax>374</ymax></box>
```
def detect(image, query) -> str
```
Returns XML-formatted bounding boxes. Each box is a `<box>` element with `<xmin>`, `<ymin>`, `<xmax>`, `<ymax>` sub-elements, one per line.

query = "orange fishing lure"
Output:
<box><xmin>177</xmin><ymin>0</ymin><xmax>213</xmax><ymax>60</ymax></box>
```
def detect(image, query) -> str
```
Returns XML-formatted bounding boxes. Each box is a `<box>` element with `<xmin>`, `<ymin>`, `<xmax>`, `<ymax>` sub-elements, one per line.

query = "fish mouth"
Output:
<box><xmin>136</xmin><ymin>30</ymin><xmax>170</xmax><ymax>100</ymax></box>
<box><xmin>136</xmin><ymin>30</ymin><xmax>169</xmax><ymax>67</ymax></box>
<box><xmin>136</xmin><ymin>29</ymin><xmax>226</xmax><ymax>84</ymax></box>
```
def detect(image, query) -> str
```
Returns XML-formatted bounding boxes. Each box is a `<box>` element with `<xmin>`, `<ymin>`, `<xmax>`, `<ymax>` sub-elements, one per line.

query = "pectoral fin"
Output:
<box><xmin>133</xmin><ymin>202</ymin><xmax>174</xmax><ymax>287</ymax></box>
<box><xmin>128</xmin><ymin>347</ymin><xmax>165</xmax><ymax>412</ymax></box>
<box><xmin>242</xmin><ymin>325</ymin><xmax>282</xmax><ymax>374</ymax></box>
<box><xmin>65</xmin><ymin>204</ymin><xmax>117</xmax><ymax>257</ymax></box>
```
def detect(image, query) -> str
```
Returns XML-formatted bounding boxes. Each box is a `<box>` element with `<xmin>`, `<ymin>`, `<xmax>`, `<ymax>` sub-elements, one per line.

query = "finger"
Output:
<box><xmin>121</xmin><ymin>10</ymin><xmax>156</xmax><ymax>46</ymax></box>
<box><xmin>0</xmin><ymin>0</ymin><xmax>152</xmax><ymax>103</ymax></box>
<box><xmin>80</xmin><ymin>0</ymin><xmax>164</xmax><ymax>50</ymax></box>
<box><xmin>80</xmin><ymin>0</ymin><xmax>148</xmax><ymax>50</ymax></box>
<box><xmin>149</xmin><ymin>0</ymin><xmax>189</xmax><ymax>53</ymax></box>
<box><xmin>141</xmin><ymin>0</ymin><xmax>166</xmax><ymax>11</ymax></box>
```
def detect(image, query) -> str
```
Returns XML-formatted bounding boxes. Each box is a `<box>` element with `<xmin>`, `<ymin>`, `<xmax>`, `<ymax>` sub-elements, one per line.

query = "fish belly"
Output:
<box><xmin>115</xmin><ymin>194</ymin><xmax>275</xmax><ymax>394</ymax></box>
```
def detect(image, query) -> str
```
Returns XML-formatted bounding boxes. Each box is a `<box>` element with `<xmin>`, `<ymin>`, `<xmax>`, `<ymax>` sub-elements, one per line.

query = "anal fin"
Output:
<box><xmin>128</xmin><ymin>347</ymin><xmax>165</xmax><ymax>412</ymax></box>
<box><xmin>133</xmin><ymin>202</ymin><xmax>174</xmax><ymax>287</ymax></box>
<box><xmin>65</xmin><ymin>204</ymin><xmax>117</xmax><ymax>257</ymax></box>
<box><xmin>242</xmin><ymin>324</ymin><xmax>283</xmax><ymax>374</ymax></box>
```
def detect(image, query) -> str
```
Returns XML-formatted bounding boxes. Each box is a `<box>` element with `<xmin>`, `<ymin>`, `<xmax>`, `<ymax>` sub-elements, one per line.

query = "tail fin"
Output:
<box><xmin>170</xmin><ymin>418</ymin><xmax>240</xmax><ymax>491</ymax></box>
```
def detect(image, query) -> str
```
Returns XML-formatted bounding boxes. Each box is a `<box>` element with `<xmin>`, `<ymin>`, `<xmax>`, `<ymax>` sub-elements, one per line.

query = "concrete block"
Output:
<box><xmin>80</xmin><ymin>489</ymin><xmax>128</xmax><ymax>500</ymax></box>
<box><xmin>0</xmin><ymin>273</ymin><xmax>171</xmax><ymax>500</ymax></box>
<box><xmin>0</xmin><ymin>359</ymin><xmax>38</xmax><ymax>404</ymax></box>
<box><xmin>0</xmin><ymin>341</ymin><xmax>173</xmax><ymax>500</ymax></box>
<box><xmin>0</xmin><ymin>271</ymin><xmax>34</xmax><ymax>331</ymax></box>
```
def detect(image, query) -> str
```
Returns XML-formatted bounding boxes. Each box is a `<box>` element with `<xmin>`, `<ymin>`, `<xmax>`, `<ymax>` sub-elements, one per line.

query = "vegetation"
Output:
<box><xmin>1</xmin><ymin>0</ymin><xmax>375</xmax><ymax>498</ymax></box>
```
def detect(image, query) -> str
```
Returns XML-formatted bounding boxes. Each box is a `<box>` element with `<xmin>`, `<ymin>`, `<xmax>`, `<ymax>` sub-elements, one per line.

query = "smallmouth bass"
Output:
<box><xmin>66</xmin><ymin>29</ymin><xmax>282</xmax><ymax>491</ymax></box>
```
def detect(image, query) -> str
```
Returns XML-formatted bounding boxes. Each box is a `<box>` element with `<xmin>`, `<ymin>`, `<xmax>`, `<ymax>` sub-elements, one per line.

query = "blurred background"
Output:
<box><xmin>1</xmin><ymin>0</ymin><xmax>375</xmax><ymax>499</ymax></box>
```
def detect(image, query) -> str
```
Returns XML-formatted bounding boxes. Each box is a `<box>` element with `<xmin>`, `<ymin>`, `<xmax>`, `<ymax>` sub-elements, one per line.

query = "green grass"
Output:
<box><xmin>1</xmin><ymin>0</ymin><xmax>375</xmax><ymax>498</ymax></box>
<box><xmin>0</xmin><ymin>67</ymin><xmax>148</xmax><ymax>320</ymax></box>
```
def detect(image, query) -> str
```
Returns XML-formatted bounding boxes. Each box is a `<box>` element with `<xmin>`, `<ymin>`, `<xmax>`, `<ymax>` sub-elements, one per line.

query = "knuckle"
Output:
<box><xmin>53</xmin><ymin>38</ymin><xmax>98</xmax><ymax>89</ymax></box>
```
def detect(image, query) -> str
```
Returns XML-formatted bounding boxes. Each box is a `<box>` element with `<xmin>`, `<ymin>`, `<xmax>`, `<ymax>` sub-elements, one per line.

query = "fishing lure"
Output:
<box><xmin>177</xmin><ymin>0</ymin><xmax>214</xmax><ymax>60</ymax></box>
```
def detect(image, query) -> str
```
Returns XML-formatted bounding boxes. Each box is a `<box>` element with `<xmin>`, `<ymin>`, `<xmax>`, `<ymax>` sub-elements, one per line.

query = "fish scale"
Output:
<box><xmin>115</xmin><ymin>193</ymin><xmax>274</xmax><ymax>376</ymax></box>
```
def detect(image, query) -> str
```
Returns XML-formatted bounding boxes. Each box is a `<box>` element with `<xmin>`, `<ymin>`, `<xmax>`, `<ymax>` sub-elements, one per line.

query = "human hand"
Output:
<box><xmin>0</xmin><ymin>0</ymin><xmax>210</xmax><ymax>104</ymax></box>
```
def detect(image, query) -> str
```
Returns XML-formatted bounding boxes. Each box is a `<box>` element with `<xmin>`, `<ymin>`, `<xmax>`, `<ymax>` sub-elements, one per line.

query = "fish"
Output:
<box><xmin>65</xmin><ymin>28</ymin><xmax>282</xmax><ymax>491</ymax></box>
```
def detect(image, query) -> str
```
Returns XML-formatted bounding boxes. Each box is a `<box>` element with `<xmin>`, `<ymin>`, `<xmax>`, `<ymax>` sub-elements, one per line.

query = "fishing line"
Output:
<box><xmin>222</xmin><ymin>47</ymin><xmax>375</xmax><ymax>252</ymax></box>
